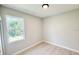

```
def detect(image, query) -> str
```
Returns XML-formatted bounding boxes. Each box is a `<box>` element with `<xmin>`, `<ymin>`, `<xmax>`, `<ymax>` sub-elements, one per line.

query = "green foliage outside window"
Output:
<box><xmin>6</xmin><ymin>15</ymin><xmax>24</xmax><ymax>37</ymax></box>
<box><xmin>9</xmin><ymin>21</ymin><xmax>22</xmax><ymax>37</ymax></box>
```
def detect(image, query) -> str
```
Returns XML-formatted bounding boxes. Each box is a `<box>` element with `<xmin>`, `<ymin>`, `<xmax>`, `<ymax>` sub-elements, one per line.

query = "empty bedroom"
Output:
<box><xmin>0</xmin><ymin>4</ymin><xmax>79</xmax><ymax>55</ymax></box>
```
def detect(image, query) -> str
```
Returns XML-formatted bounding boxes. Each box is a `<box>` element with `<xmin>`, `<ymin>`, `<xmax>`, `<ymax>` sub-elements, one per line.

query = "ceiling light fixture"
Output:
<box><xmin>42</xmin><ymin>4</ymin><xmax>49</xmax><ymax>9</ymax></box>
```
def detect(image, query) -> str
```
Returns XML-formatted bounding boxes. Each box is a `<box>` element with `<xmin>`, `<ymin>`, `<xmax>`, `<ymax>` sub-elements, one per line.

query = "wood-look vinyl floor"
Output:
<box><xmin>19</xmin><ymin>42</ymin><xmax>79</xmax><ymax>55</ymax></box>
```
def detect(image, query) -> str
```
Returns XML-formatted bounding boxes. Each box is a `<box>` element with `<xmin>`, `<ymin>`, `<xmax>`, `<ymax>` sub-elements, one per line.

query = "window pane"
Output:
<box><xmin>6</xmin><ymin>15</ymin><xmax>25</xmax><ymax>43</ymax></box>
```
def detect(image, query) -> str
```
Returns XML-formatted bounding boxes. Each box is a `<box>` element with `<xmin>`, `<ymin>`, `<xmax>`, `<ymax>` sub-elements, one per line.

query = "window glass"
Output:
<box><xmin>6</xmin><ymin>15</ymin><xmax>25</xmax><ymax>43</ymax></box>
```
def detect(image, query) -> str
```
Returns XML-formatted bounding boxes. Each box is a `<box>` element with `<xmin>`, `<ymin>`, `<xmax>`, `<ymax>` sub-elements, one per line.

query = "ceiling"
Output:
<box><xmin>2</xmin><ymin>4</ymin><xmax>79</xmax><ymax>18</ymax></box>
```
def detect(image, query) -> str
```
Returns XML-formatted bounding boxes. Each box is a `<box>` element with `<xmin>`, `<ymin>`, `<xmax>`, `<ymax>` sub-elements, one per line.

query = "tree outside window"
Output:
<box><xmin>6</xmin><ymin>15</ymin><xmax>24</xmax><ymax>43</ymax></box>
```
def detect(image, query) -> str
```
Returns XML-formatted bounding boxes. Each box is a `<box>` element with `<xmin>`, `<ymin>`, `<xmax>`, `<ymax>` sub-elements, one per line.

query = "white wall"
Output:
<box><xmin>43</xmin><ymin>9</ymin><xmax>79</xmax><ymax>51</ymax></box>
<box><xmin>1</xmin><ymin>7</ymin><xmax>42</xmax><ymax>54</ymax></box>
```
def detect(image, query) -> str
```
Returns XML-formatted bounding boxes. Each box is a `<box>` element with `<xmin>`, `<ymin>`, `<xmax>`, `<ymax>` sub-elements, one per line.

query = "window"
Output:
<box><xmin>6</xmin><ymin>15</ymin><xmax>25</xmax><ymax>43</ymax></box>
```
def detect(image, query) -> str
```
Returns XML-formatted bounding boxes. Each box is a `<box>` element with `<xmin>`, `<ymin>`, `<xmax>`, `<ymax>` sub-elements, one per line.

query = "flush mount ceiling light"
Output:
<box><xmin>42</xmin><ymin>4</ymin><xmax>49</xmax><ymax>9</ymax></box>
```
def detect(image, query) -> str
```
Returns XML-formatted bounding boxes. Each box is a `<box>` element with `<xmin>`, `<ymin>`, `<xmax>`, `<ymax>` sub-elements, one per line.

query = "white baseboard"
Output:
<box><xmin>45</xmin><ymin>40</ymin><xmax>79</xmax><ymax>53</ymax></box>
<box><xmin>13</xmin><ymin>40</ymin><xmax>43</xmax><ymax>55</ymax></box>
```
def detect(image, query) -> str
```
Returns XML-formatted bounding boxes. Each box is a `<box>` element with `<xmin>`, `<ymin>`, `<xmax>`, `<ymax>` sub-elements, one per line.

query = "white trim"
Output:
<box><xmin>45</xmin><ymin>40</ymin><xmax>79</xmax><ymax>53</ymax></box>
<box><xmin>13</xmin><ymin>40</ymin><xmax>43</xmax><ymax>55</ymax></box>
